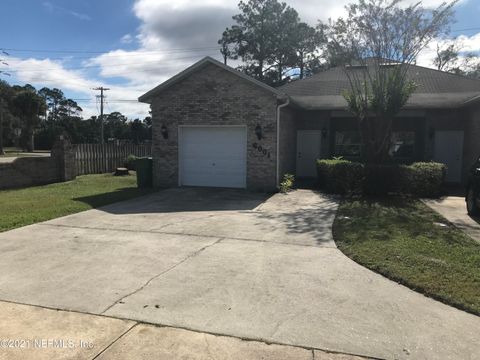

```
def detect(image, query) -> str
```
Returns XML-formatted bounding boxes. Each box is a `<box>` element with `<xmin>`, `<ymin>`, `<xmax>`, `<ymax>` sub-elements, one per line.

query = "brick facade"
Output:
<box><xmin>145</xmin><ymin>58</ymin><xmax>480</xmax><ymax>189</ymax></box>
<box><xmin>149</xmin><ymin>63</ymin><xmax>279</xmax><ymax>191</ymax></box>
<box><xmin>278</xmin><ymin>107</ymin><xmax>296</xmax><ymax>179</ymax></box>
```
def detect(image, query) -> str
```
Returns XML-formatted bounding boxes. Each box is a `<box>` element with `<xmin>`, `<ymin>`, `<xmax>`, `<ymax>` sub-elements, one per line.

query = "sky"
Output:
<box><xmin>0</xmin><ymin>0</ymin><xmax>479</xmax><ymax>119</ymax></box>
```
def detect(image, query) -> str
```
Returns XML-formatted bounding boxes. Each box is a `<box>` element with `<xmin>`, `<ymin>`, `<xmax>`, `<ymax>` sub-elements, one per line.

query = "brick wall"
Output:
<box><xmin>0</xmin><ymin>139</ymin><xmax>76</xmax><ymax>190</ymax></box>
<box><xmin>278</xmin><ymin>106</ymin><xmax>296</xmax><ymax>179</ymax></box>
<box><xmin>149</xmin><ymin>63</ymin><xmax>279</xmax><ymax>191</ymax></box>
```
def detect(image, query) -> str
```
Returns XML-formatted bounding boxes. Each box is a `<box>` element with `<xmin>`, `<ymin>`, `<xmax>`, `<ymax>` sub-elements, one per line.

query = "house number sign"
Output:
<box><xmin>252</xmin><ymin>142</ymin><xmax>271</xmax><ymax>159</ymax></box>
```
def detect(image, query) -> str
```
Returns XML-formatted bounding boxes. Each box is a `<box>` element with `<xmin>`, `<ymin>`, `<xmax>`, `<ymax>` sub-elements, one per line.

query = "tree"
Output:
<box><xmin>326</xmin><ymin>0</ymin><xmax>456</xmax><ymax>163</ymax></box>
<box><xmin>38</xmin><ymin>87</ymin><xmax>64</xmax><ymax>121</ymax></box>
<box><xmin>293</xmin><ymin>22</ymin><xmax>324</xmax><ymax>79</ymax></box>
<box><xmin>266</xmin><ymin>3</ymin><xmax>300</xmax><ymax>84</ymax></box>
<box><xmin>12</xmin><ymin>86</ymin><xmax>46</xmax><ymax>151</ymax></box>
<box><xmin>434</xmin><ymin>41</ymin><xmax>461</xmax><ymax>71</ymax></box>
<box><xmin>432</xmin><ymin>39</ymin><xmax>480</xmax><ymax>78</ymax></box>
<box><xmin>58</xmin><ymin>98</ymin><xmax>83</xmax><ymax>118</ymax></box>
<box><xmin>0</xmin><ymin>80</ymin><xmax>16</xmax><ymax>155</ymax></box>
<box><xmin>104</xmin><ymin>112</ymin><xmax>129</xmax><ymax>141</ymax></box>
<box><xmin>218</xmin><ymin>28</ymin><xmax>239</xmax><ymax>65</ymax></box>
<box><xmin>220</xmin><ymin>0</ymin><xmax>322</xmax><ymax>86</ymax></box>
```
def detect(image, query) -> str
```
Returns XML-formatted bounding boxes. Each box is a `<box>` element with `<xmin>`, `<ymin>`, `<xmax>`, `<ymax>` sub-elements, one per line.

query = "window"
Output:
<box><xmin>334</xmin><ymin>130</ymin><xmax>415</xmax><ymax>160</ymax></box>
<box><xmin>389</xmin><ymin>131</ymin><xmax>415</xmax><ymax>160</ymax></box>
<box><xmin>335</xmin><ymin>131</ymin><xmax>362</xmax><ymax>157</ymax></box>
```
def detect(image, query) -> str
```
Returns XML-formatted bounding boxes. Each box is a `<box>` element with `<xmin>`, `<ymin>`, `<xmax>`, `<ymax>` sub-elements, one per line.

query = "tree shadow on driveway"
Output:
<box><xmin>254</xmin><ymin>191</ymin><xmax>339</xmax><ymax>247</ymax></box>
<box><xmin>73</xmin><ymin>187</ymin><xmax>272</xmax><ymax>214</ymax></box>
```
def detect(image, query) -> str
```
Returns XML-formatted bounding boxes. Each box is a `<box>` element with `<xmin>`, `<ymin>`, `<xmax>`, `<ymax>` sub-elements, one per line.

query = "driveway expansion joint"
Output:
<box><xmin>37</xmin><ymin>222</ymin><xmax>338</xmax><ymax>250</ymax></box>
<box><xmin>100</xmin><ymin>237</ymin><xmax>224</xmax><ymax>315</ymax></box>
<box><xmin>0</xmin><ymin>300</ymin><xmax>376</xmax><ymax>359</ymax></box>
<box><xmin>91</xmin><ymin>322</ymin><xmax>138</xmax><ymax>360</ymax></box>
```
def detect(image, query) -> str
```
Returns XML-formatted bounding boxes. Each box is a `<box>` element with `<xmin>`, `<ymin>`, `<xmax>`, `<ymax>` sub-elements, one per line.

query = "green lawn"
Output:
<box><xmin>334</xmin><ymin>197</ymin><xmax>480</xmax><ymax>315</ymax></box>
<box><xmin>0</xmin><ymin>173</ymin><xmax>154</xmax><ymax>233</ymax></box>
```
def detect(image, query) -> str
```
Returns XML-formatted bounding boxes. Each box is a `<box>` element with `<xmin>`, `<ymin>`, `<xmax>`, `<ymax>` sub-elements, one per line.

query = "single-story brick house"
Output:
<box><xmin>139</xmin><ymin>56</ymin><xmax>480</xmax><ymax>191</ymax></box>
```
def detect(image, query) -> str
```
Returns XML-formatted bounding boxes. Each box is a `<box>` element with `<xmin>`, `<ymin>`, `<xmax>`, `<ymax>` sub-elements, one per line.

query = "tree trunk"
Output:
<box><xmin>25</xmin><ymin>131</ymin><xmax>33</xmax><ymax>152</ymax></box>
<box><xmin>299</xmin><ymin>52</ymin><xmax>304</xmax><ymax>79</ymax></box>
<box><xmin>258</xmin><ymin>59</ymin><xmax>264</xmax><ymax>80</ymax></box>
<box><xmin>0</xmin><ymin>109</ymin><xmax>4</xmax><ymax>155</ymax></box>
<box><xmin>25</xmin><ymin>118</ymin><xmax>34</xmax><ymax>152</ymax></box>
<box><xmin>359</xmin><ymin>116</ymin><xmax>392</xmax><ymax>164</ymax></box>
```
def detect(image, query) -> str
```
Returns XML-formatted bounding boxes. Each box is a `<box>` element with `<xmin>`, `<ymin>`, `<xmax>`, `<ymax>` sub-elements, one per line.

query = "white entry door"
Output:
<box><xmin>433</xmin><ymin>130</ymin><xmax>464</xmax><ymax>183</ymax></box>
<box><xmin>179</xmin><ymin>126</ymin><xmax>247</xmax><ymax>188</ymax></box>
<box><xmin>296</xmin><ymin>130</ymin><xmax>322</xmax><ymax>177</ymax></box>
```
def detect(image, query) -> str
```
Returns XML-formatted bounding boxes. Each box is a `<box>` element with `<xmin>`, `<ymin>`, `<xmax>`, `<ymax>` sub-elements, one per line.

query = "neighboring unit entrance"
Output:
<box><xmin>179</xmin><ymin>126</ymin><xmax>247</xmax><ymax>188</ymax></box>
<box><xmin>433</xmin><ymin>130</ymin><xmax>464</xmax><ymax>183</ymax></box>
<box><xmin>296</xmin><ymin>130</ymin><xmax>322</xmax><ymax>177</ymax></box>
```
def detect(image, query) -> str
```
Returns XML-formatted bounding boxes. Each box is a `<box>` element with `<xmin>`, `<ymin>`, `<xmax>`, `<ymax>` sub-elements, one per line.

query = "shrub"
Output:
<box><xmin>125</xmin><ymin>154</ymin><xmax>138</xmax><ymax>170</ymax></box>
<box><xmin>403</xmin><ymin>162</ymin><xmax>446</xmax><ymax>198</ymax></box>
<box><xmin>363</xmin><ymin>163</ymin><xmax>403</xmax><ymax>196</ymax></box>
<box><xmin>280</xmin><ymin>173</ymin><xmax>295</xmax><ymax>193</ymax></box>
<box><xmin>317</xmin><ymin>159</ymin><xmax>364</xmax><ymax>195</ymax></box>
<box><xmin>316</xmin><ymin>159</ymin><xmax>446</xmax><ymax>198</ymax></box>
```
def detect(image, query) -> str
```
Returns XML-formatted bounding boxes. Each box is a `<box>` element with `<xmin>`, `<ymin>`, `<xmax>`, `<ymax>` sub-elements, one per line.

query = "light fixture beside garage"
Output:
<box><xmin>321</xmin><ymin>127</ymin><xmax>328</xmax><ymax>139</ymax></box>
<box><xmin>160</xmin><ymin>124</ymin><xmax>168</xmax><ymax>139</ymax></box>
<box><xmin>255</xmin><ymin>124</ymin><xmax>263</xmax><ymax>140</ymax></box>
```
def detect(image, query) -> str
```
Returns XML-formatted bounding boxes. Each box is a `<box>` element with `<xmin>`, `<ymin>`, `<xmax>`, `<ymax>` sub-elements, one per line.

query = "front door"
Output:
<box><xmin>296</xmin><ymin>130</ymin><xmax>322</xmax><ymax>177</ymax></box>
<box><xmin>433</xmin><ymin>130</ymin><xmax>464</xmax><ymax>183</ymax></box>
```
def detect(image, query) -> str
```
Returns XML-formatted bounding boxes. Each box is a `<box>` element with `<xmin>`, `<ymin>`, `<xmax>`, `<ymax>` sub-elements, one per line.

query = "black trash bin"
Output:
<box><xmin>135</xmin><ymin>157</ymin><xmax>153</xmax><ymax>188</ymax></box>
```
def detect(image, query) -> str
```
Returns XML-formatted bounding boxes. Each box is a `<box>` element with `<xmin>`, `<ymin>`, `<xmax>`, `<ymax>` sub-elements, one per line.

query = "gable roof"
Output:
<box><xmin>138</xmin><ymin>56</ymin><xmax>284</xmax><ymax>103</ymax></box>
<box><xmin>280</xmin><ymin>63</ymin><xmax>480</xmax><ymax>110</ymax></box>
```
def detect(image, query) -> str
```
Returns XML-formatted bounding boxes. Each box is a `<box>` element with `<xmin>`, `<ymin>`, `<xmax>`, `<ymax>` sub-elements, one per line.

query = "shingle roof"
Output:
<box><xmin>280</xmin><ymin>64</ymin><xmax>480</xmax><ymax>109</ymax></box>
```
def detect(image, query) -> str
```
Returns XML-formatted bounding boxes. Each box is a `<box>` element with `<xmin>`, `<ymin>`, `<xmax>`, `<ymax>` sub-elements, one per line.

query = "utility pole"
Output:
<box><xmin>0</xmin><ymin>50</ymin><xmax>10</xmax><ymax>155</ymax></box>
<box><xmin>92</xmin><ymin>87</ymin><xmax>109</xmax><ymax>144</ymax></box>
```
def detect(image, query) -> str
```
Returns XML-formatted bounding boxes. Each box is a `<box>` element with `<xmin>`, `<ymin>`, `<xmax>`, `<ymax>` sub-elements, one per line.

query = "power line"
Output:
<box><xmin>450</xmin><ymin>27</ymin><xmax>480</xmax><ymax>33</ymax></box>
<box><xmin>0</xmin><ymin>47</ymin><xmax>221</xmax><ymax>62</ymax></box>
<box><xmin>1</xmin><ymin>53</ymin><xmax>219</xmax><ymax>73</ymax></box>
<box><xmin>1</xmin><ymin>25</ymin><xmax>478</xmax><ymax>56</ymax></box>
<box><xmin>0</xmin><ymin>46</ymin><xmax>221</xmax><ymax>55</ymax></box>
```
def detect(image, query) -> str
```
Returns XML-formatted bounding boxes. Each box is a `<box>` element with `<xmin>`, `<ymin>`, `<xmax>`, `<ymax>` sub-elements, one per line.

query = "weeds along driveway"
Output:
<box><xmin>0</xmin><ymin>188</ymin><xmax>479</xmax><ymax>360</ymax></box>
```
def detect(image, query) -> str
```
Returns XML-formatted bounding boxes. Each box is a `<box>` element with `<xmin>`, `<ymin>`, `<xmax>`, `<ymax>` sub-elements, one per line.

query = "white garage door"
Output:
<box><xmin>179</xmin><ymin>126</ymin><xmax>247</xmax><ymax>188</ymax></box>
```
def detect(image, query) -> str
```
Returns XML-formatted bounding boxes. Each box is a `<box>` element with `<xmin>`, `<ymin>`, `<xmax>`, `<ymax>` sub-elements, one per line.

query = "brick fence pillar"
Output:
<box><xmin>51</xmin><ymin>136</ymin><xmax>76</xmax><ymax>182</ymax></box>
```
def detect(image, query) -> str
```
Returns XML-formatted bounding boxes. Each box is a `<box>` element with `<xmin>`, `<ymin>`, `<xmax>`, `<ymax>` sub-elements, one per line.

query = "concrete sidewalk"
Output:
<box><xmin>424</xmin><ymin>196</ymin><xmax>480</xmax><ymax>243</ymax></box>
<box><xmin>0</xmin><ymin>301</ymin><xmax>365</xmax><ymax>360</ymax></box>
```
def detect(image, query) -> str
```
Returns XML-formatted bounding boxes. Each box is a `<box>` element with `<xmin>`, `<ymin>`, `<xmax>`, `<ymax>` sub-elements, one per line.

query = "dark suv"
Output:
<box><xmin>466</xmin><ymin>157</ymin><xmax>480</xmax><ymax>215</ymax></box>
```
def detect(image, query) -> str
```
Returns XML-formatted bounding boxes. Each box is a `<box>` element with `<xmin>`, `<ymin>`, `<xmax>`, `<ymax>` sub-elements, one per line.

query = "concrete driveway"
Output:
<box><xmin>424</xmin><ymin>196</ymin><xmax>480</xmax><ymax>243</ymax></box>
<box><xmin>0</xmin><ymin>188</ymin><xmax>479</xmax><ymax>359</ymax></box>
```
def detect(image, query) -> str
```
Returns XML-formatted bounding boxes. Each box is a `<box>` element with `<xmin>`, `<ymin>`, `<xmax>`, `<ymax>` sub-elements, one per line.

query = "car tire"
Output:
<box><xmin>466</xmin><ymin>187</ymin><xmax>479</xmax><ymax>216</ymax></box>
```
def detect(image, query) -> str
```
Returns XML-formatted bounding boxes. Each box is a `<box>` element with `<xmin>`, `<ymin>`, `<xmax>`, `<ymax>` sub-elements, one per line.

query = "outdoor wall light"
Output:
<box><xmin>255</xmin><ymin>124</ymin><xmax>263</xmax><ymax>140</ymax></box>
<box><xmin>321</xmin><ymin>127</ymin><xmax>328</xmax><ymax>139</ymax></box>
<box><xmin>160</xmin><ymin>124</ymin><xmax>168</xmax><ymax>139</ymax></box>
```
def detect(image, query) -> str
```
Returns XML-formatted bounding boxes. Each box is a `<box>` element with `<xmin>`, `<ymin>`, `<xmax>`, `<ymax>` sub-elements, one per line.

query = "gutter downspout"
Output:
<box><xmin>276</xmin><ymin>97</ymin><xmax>290</xmax><ymax>188</ymax></box>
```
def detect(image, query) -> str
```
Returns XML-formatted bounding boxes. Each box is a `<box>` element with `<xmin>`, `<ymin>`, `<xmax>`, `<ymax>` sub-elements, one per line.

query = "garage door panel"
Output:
<box><xmin>180</xmin><ymin>127</ymin><xmax>247</xmax><ymax>188</ymax></box>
